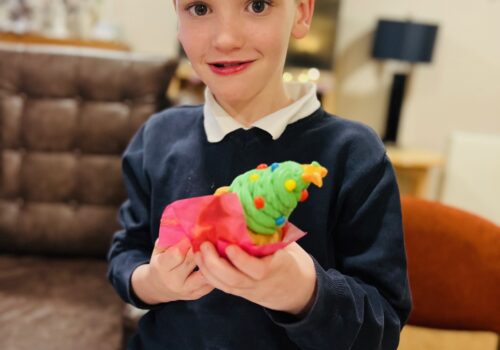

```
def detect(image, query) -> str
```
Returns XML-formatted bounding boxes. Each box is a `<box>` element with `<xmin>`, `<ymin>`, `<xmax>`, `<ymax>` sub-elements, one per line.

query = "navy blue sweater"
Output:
<box><xmin>107</xmin><ymin>105</ymin><xmax>412</xmax><ymax>350</ymax></box>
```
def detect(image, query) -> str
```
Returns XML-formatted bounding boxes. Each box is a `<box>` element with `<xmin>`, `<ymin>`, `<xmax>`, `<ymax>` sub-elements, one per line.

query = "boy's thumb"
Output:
<box><xmin>152</xmin><ymin>239</ymin><xmax>168</xmax><ymax>255</ymax></box>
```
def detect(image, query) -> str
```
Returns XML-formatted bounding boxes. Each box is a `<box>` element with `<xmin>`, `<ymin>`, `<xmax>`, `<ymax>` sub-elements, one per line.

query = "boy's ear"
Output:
<box><xmin>291</xmin><ymin>0</ymin><xmax>315</xmax><ymax>39</ymax></box>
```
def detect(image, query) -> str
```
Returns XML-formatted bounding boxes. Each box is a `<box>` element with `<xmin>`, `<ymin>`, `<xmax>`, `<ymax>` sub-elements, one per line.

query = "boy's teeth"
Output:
<box><xmin>217</xmin><ymin>63</ymin><xmax>240</xmax><ymax>67</ymax></box>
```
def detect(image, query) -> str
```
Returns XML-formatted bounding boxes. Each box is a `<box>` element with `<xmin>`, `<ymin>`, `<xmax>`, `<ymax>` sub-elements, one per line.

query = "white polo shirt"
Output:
<box><xmin>203</xmin><ymin>82</ymin><xmax>321</xmax><ymax>143</ymax></box>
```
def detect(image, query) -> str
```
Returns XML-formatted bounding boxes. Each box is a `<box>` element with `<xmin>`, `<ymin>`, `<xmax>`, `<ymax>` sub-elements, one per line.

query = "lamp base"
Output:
<box><xmin>383</xmin><ymin>73</ymin><xmax>408</xmax><ymax>144</ymax></box>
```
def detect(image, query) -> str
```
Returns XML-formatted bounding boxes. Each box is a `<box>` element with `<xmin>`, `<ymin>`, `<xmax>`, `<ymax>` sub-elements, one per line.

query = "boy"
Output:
<box><xmin>107</xmin><ymin>0</ymin><xmax>412</xmax><ymax>349</ymax></box>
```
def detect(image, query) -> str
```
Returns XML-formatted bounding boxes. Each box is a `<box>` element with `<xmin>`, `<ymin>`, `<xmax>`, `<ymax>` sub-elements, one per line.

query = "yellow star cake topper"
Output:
<box><xmin>301</xmin><ymin>161</ymin><xmax>328</xmax><ymax>188</ymax></box>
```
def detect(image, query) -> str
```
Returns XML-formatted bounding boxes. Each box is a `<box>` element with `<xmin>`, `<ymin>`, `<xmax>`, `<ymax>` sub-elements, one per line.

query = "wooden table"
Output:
<box><xmin>386</xmin><ymin>146</ymin><xmax>444</xmax><ymax>198</ymax></box>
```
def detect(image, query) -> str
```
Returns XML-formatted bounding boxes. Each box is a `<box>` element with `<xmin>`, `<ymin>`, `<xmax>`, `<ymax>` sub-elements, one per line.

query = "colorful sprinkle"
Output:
<box><xmin>284</xmin><ymin>179</ymin><xmax>296</xmax><ymax>192</ymax></box>
<box><xmin>300</xmin><ymin>189</ymin><xmax>309</xmax><ymax>202</ymax></box>
<box><xmin>254</xmin><ymin>196</ymin><xmax>265</xmax><ymax>209</ymax></box>
<box><xmin>249</xmin><ymin>174</ymin><xmax>260</xmax><ymax>182</ymax></box>
<box><xmin>275</xmin><ymin>216</ymin><xmax>286</xmax><ymax>226</ymax></box>
<box><xmin>256</xmin><ymin>163</ymin><xmax>268</xmax><ymax>169</ymax></box>
<box><xmin>270</xmin><ymin>163</ymin><xmax>279</xmax><ymax>172</ymax></box>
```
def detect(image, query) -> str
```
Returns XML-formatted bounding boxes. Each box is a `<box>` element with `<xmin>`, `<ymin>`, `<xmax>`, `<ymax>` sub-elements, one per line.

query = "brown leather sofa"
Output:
<box><xmin>0</xmin><ymin>43</ymin><xmax>177</xmax><ymax>350</ymax></box>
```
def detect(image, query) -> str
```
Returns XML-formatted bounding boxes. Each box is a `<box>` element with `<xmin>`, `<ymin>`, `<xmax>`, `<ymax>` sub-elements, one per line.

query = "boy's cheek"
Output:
<box><xmin>178</xmin><ymin>31</ymin><xmax>206</xmax><ymax>55</ymax></box>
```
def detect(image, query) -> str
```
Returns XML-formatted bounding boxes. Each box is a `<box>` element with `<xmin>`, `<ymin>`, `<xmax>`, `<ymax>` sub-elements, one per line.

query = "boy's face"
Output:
<box><xmin>175</xmin><ymin>0</ymin><xmax>313</xmax><ymax>106</ymax></box>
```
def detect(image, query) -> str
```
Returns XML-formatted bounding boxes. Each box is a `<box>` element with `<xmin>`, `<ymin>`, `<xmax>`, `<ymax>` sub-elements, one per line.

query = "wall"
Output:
<box><xmin>100</xmin><ymin>0</ymin><xmax>179</xmax><ymax>58</ymax></box>
<box><xmin>334</xmin><ymin>0</ymin><xmax>500</xmax><ymax>153</ymax></box>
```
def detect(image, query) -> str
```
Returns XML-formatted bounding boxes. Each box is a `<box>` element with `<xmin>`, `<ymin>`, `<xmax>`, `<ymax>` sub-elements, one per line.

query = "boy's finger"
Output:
<box><xmin>183</xmin><ymin>270</ymin><xmax>214</xmax><ymax>293</ymax></box>
<box><xmin>176</xmin><ymin>248</ymin><xmax>197</xmax><ymax>278</ymax></box>
<box><xmin>153</xmin><ymin>237</ymin><xmax>191</xmax><ymax>256</ymax></box>
<box><xmin>175</xmin><ymin>237</ymin><xmax>192</xmax><ymax>256</ymax></box>
<box><xmin>188</xmin><ymin>284</ymin><xmax>215</xmax><ymax>300</ymax></box>
<box><xmin>225</xmin><ymin>245</ymin><xmax>270</xmax><ymax>280</ymax></box>
<box><xmin>194</xmin><ymin>252</ymin><xmax>232</xmax><ymax>292</ymax></box>
<box><xmin>198</xmin><ymin>243</ymin><xmax>253</xmax><ymax>289</ymax></box>
<box><xmin>158</xmin><ymin>238</ymin><xmax>192</xmax><ymax>270</ymax></box>
<box><xmin>152</xmin><ymin>239</ymin><xmax>167</xmax><ymax>256</ymax></box>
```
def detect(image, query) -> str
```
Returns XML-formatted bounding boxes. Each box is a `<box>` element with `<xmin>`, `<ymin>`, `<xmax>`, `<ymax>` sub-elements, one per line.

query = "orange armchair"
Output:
<box><xmin>401</xmin><ymin>196</ymin><xmax>500</xmax><ymax>334</ymax></box>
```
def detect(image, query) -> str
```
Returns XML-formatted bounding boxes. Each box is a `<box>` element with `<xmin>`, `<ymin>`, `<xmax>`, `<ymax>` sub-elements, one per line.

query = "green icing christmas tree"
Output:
<box><xmin>216</xmin><ymin>161</ymin><xmax>328</xmax><ymax>235</ymax></box>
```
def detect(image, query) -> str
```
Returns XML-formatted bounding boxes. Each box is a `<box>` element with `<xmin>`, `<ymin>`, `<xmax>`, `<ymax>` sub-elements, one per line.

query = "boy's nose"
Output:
<box><xmin>211</xmin><ymin>17</ymin><xmax>245</xmax><ymax>52</ymax></box>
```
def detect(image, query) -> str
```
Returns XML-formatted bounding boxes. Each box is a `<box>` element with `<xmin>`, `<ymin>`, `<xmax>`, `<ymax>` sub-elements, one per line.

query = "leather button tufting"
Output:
<box><xmin>68</xmin><ymin>200</ymin><xmax>80</xmax><ymax>209</ymax></box>
<box><xmin>124</xmin><ymin>99</ymin><xmax>133</xmax><ymax>107</ymax></box>
<box><xmin>16</xmin><ymin>198</ymin><xmax>25</xmax><ymax>207</ymax></box>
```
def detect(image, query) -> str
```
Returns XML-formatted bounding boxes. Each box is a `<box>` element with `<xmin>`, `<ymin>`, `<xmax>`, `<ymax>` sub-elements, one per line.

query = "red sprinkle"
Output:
<box><xmin>254</xmin><ymin>196</ymin><xmax>265</xmax><ymax>209</ymax></box>
<box><xmin>300</xmin><ymin>189</ymin><xmax>309</xmax><ymax>202</ymax></box>
<box><xmin>256</xmin><ymin>163</ymin><xmax>268</xmax><ymax>169</ymax></box>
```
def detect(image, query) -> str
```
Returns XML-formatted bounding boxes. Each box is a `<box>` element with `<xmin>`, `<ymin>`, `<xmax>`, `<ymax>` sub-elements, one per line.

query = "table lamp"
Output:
<box><xmin>372</xmin><ymin>19</ymin><xmax>438</xmax><ymax>143</ymax></box>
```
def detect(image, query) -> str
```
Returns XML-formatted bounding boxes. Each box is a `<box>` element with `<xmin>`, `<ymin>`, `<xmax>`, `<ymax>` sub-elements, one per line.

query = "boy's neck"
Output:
<box><xmin>213</xmin><ymin>83</ymin><xmax>293</xmax><ymax>127</ymax></box>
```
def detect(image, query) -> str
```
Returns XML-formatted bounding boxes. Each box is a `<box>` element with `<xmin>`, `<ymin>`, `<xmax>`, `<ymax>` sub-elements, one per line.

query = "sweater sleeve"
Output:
<box><xmin>265</xmin><ymin>129</ymin><xmax>412</xmax><ymax>349</ymax></box>
<box><xmin>107</xmin><ymin>125</ymin><xmax>158</xmax><ymax>310</ymax></box>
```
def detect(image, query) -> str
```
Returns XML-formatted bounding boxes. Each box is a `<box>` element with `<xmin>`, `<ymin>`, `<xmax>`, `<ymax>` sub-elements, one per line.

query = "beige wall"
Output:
<box><xmin>335</xmin><ymin>0</ymin><xmax>500</xmax><ymax>153</ymax></box>
<box><xmin>101</xmin><ymin>0</ymin><xmax>179</xmax><ymax>58</ymax></box>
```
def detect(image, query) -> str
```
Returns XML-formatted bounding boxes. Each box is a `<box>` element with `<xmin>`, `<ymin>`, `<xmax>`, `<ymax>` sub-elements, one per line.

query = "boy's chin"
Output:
<box><xmin>210</xmin><ymin>87</ymin><xmax>254</xmax><ymax>105</ymax></box>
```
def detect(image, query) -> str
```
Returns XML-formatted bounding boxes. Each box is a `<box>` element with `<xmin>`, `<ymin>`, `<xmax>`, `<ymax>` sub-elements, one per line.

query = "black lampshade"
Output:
<box><xmin>372</xmin><ymin>19</ymin><xmax>438</xmax><ymax>63</ymax></box>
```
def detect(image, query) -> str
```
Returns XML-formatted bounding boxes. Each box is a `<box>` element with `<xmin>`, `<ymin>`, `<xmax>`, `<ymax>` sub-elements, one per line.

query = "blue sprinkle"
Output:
<box><xmin>275</xmin><ymin>216</ymin><xmax>286</xmax><ymax>226</ymax></box>
<box><xmin>270</xmin><ymin>163</ymin><xmax>279</xmax><ymax>172</ymax></box>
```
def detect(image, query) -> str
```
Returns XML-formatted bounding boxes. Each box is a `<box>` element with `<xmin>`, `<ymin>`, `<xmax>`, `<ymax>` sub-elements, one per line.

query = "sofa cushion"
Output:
<box><xmin>0</xmin><ymin>44</ymin><xmax>177</xmax><ymax>257</ymax></box>
<box><xmin>402</xmin><ymin>196</ymin><xmax>500</xmax><ymax>333</ymax></box>
<box><xmin>0</xmin><ymin>255</ymin><xmax>123</xmax><ymax>350</ymax></box>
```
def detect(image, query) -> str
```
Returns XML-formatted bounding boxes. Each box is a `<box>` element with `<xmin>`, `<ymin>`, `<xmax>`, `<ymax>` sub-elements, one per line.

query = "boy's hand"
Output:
<box><xmin>131</xmin><ymin>238</ymin><xmax>214</xmax><ymax>305</ymax></box>
<box><xmin>194</xmin><ymin>242</ymin><xmax>317</xmax><ymax>316</ymax></box>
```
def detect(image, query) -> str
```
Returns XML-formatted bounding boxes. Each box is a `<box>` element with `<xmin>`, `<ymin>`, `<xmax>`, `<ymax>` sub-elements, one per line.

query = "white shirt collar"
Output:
<box><xmin>203</xmin><ymin>82</ymin><xmax>321</xmax><ymax>142</ymax></box>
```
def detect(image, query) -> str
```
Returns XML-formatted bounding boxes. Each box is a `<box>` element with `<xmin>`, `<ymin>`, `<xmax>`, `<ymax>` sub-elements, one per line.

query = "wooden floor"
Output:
<box><xmin>399</xmin><ymin>325</ymin><xmax>499</xmax><ymax>350</ymax></box>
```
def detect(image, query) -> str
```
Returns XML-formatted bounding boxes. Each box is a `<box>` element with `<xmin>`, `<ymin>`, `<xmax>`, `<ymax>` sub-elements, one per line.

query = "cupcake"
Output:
<box><xmin>215</xmin><ymin>161</ymin><xmax>328</xmax><ymax>245</ymax></box>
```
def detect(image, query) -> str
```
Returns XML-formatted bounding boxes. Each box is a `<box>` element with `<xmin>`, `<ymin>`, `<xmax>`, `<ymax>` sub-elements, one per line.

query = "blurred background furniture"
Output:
<box><xmin>439</xmin><ymin>131</ymin><xmax>500</xmax><ymax>226</ymax></box>
<box><xmin>0</xmin><ymin>32</ymin><xmax>129</xmax><ymax>51</ymax></box>
<box><xmin>0</xmin><ymin>43</ymin><xmax>177</xmax><ymax>350</ymax></box>
<box><xmin>386</xmin><ymin>146</ymin><xmax>444</xmax><ymax>198</ymax></box>
<box><xmin>399</xmin><ymin>196</ymin><xmax>500</xmax><ymax>350</ymax></box>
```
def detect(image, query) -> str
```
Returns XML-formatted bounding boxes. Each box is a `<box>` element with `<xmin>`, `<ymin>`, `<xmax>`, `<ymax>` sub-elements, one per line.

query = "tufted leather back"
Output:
<box><xmin>0</xmin><ymin>44</ymin><xmax>178</xmax><ymax>257</ymax></box>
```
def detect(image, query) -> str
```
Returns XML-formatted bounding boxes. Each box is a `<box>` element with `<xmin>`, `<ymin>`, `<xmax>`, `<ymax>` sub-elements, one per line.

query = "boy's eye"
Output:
<box><xmin>188</xmin><ymin>3</ymin><xmax>209</xmax><ymax>16</ymax></box>
<box><xmin>248</xmin><ymin>0</ymin><xmax>270</xmax><ymax>14</ymax></box>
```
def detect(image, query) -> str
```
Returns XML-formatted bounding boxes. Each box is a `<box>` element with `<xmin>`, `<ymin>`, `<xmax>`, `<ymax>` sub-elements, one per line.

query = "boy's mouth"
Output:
<box><xmin>209</xmin><ymin>60</ymin><xmax>252</xmax><ymax>67</ymax></box>
<box><xmin>208</xmin><ymin>60</ymin><xmax>255</xmax><ymax>76</ymax></box>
